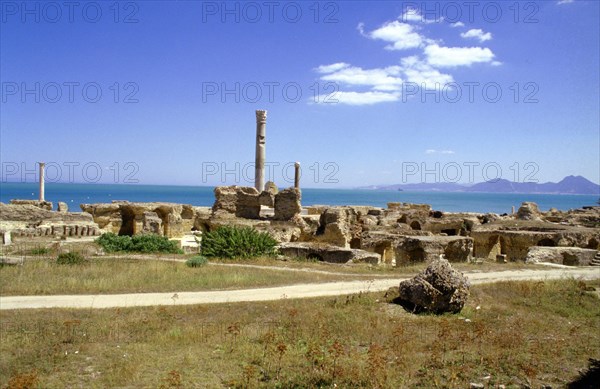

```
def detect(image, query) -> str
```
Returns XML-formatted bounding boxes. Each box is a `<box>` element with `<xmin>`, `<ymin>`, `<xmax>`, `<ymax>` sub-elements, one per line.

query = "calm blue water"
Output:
<box><xmin>1</xmin><ymin>183</ymin><xmax>598</xmax><ymax>214</ymax></box>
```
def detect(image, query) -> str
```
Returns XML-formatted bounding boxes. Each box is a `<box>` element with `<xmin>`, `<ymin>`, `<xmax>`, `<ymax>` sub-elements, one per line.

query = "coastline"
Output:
<box><xmin>1</xmin><ymin>182</ymin><xmax>598</xmax><ymax>214</ymax></box>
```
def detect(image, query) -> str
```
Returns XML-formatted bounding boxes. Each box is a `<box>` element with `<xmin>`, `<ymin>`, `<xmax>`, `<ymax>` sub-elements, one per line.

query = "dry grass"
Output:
<box><xmin>213</xmin><ymin>255</ymin><xmax>539</xmax><ymax>275</ymax></box>
<box><xmin>0</xmin><ymin>257</ymin><xmax>355</xmax><ymax>296</ymax></box>
<box><xmin>0</xmin><ymin>252</ymin><xmax>541</xmax><ymax>296</ymax></box>
<box><xmin>1</xmin><ymin>279</ymin><xmax>598</xmax><ymax>388</ymax></box>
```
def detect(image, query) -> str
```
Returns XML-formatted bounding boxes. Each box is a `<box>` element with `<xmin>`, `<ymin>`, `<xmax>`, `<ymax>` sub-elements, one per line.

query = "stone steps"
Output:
<box><xmin>591</xmin><ymin>252</ymin><xmax>600</xmax><ymax>267</ymax></box>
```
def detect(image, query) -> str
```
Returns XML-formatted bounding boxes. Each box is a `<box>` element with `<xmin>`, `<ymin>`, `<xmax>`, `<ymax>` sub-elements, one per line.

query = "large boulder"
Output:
<box><xmin>396</xmin><ymin>258</ymin><xmax>470</xmax><ymax>314</ymax></box>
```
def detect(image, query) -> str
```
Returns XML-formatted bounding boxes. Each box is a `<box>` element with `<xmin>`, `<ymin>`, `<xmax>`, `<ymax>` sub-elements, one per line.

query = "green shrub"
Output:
<box><xmin>186</xmin><ymin>255</ymin><xmax>209</xmax><ymax>268</ymax></box>
<box><xmin>56</xmin><ymin>252</ymin><xmax>86</xmax><ymax>265</ymax></box>
<box><xmin>129</xmin><ymin>234</ymin><xmax>182</xmax><ymax>254</ymax></box>
<box><xmin>96</xmin><ymin>233</ymin><xmax>182</xmax><ymax>254</ymax></box>
<box><xmin>96</xmin><ymin>233</ymin><xmax>132</xmax><ymax>252</ymax></box>
<box><xmin>29</xmin><ymin>247</ymin><xmax>50</xmax><ymax>255</ymax></box>
<box><xmin>201</xmin><ymin>226</ymin><xmax>278</xmax><ymax>259</ymax></box>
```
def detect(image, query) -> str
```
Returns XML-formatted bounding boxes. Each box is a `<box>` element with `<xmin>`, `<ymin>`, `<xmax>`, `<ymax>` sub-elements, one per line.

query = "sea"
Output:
<box><xmin>0</xmin><ymin>183</ymin><xmax>598</xmax><ymax>214</ymax></box>
<box><xmin>1</xmin><ymin>183</ymin><xmax>598</xmax><ymax>215</ymax></box>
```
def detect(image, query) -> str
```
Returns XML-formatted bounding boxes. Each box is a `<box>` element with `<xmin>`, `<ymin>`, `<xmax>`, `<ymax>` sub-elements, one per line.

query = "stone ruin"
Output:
<box><xmin>5</xmin><ymin>115</ymin><xmax>596</xmax><ymax>266</ymax></box>
<box><xmin>2</xmin><ymin>193</ymin><xmax>599</xmax><ymax>267</ymax></box>
<box><xmin>80</xmin><ymin>201</ymin><xmax>200</xmax><ymax>238</ymax></box>
<box><xmin>0</xmin><ymin>202</ymin><xmax>100</xmax><ymax>244</ymax></box>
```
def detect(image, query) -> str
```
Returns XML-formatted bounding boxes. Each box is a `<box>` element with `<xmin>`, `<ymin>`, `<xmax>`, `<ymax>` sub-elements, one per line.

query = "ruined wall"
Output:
<box><xmin>81</xmin><ymin>201</ymin><xmax>196</xmax><ymax>238</ymax></box>
<box><xmin>1</xmin><ymin>202</ymin><xmax>100</xmax><ymax>243</ymax></box>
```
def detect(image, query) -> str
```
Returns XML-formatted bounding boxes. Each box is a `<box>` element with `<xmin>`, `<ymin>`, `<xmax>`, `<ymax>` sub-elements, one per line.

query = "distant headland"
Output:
<box><xmin>359</xmin><ymin>175</ymin><xmax>600</xmax><ymax>195</ymax></box>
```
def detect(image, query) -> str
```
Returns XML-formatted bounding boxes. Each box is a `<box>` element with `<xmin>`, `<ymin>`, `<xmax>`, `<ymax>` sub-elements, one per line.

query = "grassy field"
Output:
<box><xmin>1</xmin><ymin>279</ymin><xmax>598</xmax><ymax>388</ymax></box>
<box><xmin>0</xmin><ymin>257</ymin><xmax>358</xmax><ymax>296</ymax></box>
<box><xmin>0</xmin><ymin>252</ymin><xmax>542</xmax><ymax>296</ymax></box>
<box><xmin>212</xmin><ymin>256</ymin><xmax>539</xmax><ymax>275</ymax></box>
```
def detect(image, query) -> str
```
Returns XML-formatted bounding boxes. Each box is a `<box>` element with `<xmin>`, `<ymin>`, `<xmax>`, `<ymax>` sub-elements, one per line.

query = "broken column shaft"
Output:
<box><xmin>255</xmin><ymin>110</ymin><xmax>267</xmax><ymax>192</ymax></box>
<box><xmin>38</xmin><ymin>162</ymin><xmax>45</xmax><ymax>201</ymax></box>
<box><xmin>294</xmin><ymin>162</ymin><xmax>301</xmax><ymax>189</ymax></box>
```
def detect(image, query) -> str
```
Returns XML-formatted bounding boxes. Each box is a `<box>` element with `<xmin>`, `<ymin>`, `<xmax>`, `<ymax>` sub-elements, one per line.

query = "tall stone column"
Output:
<box><xmin>38</xmin><ymin>162</ymin><xmax>45</xmax><ymax>201</ymax></box>
<box><xmin>255</xmin><ymin>110</ymin><xmax>267</xmax><ymax>192</ymax></box>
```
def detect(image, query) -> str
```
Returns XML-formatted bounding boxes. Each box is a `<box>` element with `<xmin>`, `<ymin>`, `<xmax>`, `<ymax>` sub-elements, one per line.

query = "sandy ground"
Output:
<box><xmin>1</xmin><ymin>267</ymin><xmax>598</xmax><ymax>310</ymax></box>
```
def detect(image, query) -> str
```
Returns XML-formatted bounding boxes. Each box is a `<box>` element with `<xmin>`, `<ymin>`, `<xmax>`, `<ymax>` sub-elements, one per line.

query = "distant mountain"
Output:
<box><xmin>357</xmin><ymin>175</ymin><xmax>600</xmax><ymax>195</ymax></box>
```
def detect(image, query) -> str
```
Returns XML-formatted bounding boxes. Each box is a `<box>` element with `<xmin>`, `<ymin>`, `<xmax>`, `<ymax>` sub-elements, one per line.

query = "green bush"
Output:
<box><xmin>201</xmin><ymin>226</ymin><xmax>278</xmax><ymax>259</ymax></box>
<box><xmin>186</xmin><ymin>255</ymin><xmax>209</xmax><ymax>268</ymax></box>
<box><xmin>96</xmin><ymin>233</ymin><xmax>132</xmax><ymax>252</ymax></box>
<box><xmin>129</xmin><ymin>234</ymin><xmax>182</xmax><ymax>253</ymax></box>
<box><xmin>96</xmin><ymin>233</ymin><xmax>182</xmax><ymax>254</ymax></box>
<box><xmin>56</xmin><ymin>252</ymin><xmax>86</xmax><ymax>265</ymax></box>
<box><xmin>29</xmin><ymin>247</ymin><xmax>50</xmax><ymax>255</ymax></box>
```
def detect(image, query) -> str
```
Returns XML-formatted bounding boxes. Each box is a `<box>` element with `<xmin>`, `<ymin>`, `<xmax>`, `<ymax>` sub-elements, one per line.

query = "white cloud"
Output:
<box><xmin>360</xmin><ymin>21</ymin><xmax>424</xmax><ymax>50</ymax></box>
<box><xmin>319</xmin><ymin>65</ymin><xmax>403</xmax><ymax>91</ymax></box>
<box><xmin>424</xmin><ymin>44</ymin><xmax>496</xmax><ymax>67</ymax></box>
<box><xmin>315</xmin><ymin>91</ymin><xmax>400</xmax><ymax>105</ymax></box>
<box><xmin>460</xmin><ymin>28</ymin><xmax>492</xmax><ymax>42</ymax></box>
<box><xmin>400</xmin><ymin>10</ymin><xmax>443</xmax><ymax>24</ymax></box>
<box><xmin>557</xmin><ymin>0</ymin><xmax>574</xmax><ymax>4</ymax></box>
<box><xmin>316</xmin><ymin>63</ymin><xmax>350</xmax><ymax>74</ymax></box>
<box><xmin>313</xmin><ymin>13</ymin><xmax>500</xmax><ymax>106</ymax></box>
<box><xmin>426</xmin><ymin>149</ymin><xmax>455</xmax><ymax>154</ymax></box>
<box><xmin>400</xmin><ymin>56</ymin><xmax>454</xmax><ymax>88</ymax></box>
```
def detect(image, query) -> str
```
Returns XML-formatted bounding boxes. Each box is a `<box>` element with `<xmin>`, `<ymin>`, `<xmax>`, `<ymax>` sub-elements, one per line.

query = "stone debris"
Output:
<box><xmin>525</xmin><ymin>246</ymin><xmax>598</xmax><ymax>266</ymax></box>
<box><xmin>396</xmin><ymin>258</ymin><xmax>470</xmax><ymax>314</ymax></box>
<box><xmin>278</xmin><ymin>242</ymin><xmax>381</xmax><ymax>264</ymax></box>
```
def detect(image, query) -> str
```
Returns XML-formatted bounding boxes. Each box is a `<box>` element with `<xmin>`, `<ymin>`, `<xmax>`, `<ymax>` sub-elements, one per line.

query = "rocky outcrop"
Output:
<box><xmin>525</xmin><ymin>246</ymin><xmax>598</xmax><ymax>266</ymax></box>
<box><xmin>396</xmin><ymin>258</ymin><xmax>470</xmax><ymax>314</ymax></box>
<box><xmin>57</xmin><ymin>202</ymin><xmax>68</xmax><ymax>213</ymax></box>
<box><xmin>278</xmin><ymin>242</ymin><xmax>381</xmax><ymax>264</ymax></box>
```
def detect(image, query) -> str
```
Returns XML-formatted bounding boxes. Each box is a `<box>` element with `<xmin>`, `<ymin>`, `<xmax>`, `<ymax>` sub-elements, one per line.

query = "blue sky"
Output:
<box><xmin>1</xmin><ymin>0</ymin><xmax>598</xmax><ymax>188</ymax></box>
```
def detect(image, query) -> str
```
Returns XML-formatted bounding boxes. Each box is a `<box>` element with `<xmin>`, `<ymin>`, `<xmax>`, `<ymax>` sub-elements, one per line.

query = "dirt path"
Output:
<box><xmin>1</xmin><ymin>267</ymin><xmax>598</xmax><ymax>310</ymax></box>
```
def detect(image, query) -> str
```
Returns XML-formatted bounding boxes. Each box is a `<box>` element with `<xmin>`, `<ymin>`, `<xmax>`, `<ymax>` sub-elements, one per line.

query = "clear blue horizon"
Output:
<box><xmin>1</xmin><ymin>182</ymin><xmax>598</xmax><ymax>214</ymax></box>
<box><xmin>1</xmin><ymin>1</ymin><xmax>599</xmax><ymax>188</ymax></box>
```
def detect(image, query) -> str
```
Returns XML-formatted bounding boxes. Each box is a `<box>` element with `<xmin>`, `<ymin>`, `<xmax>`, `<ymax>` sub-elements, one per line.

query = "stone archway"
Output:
<box><xmin>537</xmin><ymin>238</ymin><xmax>556</xmax><ymax>247</ymax></box>
<box><xmin>410</xmin><ymin>221</ymin><xmax>421</xmax><ymax>230</ymax></box>
<box><xmin>118</xmin><ymin>208</ymin><xmax>135</xmax><ymax>236</ymax></box>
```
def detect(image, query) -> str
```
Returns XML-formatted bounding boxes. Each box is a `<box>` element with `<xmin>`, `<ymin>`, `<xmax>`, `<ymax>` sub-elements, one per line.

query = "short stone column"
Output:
<box><xmin>38</xmin><ymin>162</ymin><xmax>45</xmax><ymax>201</ymax></box>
